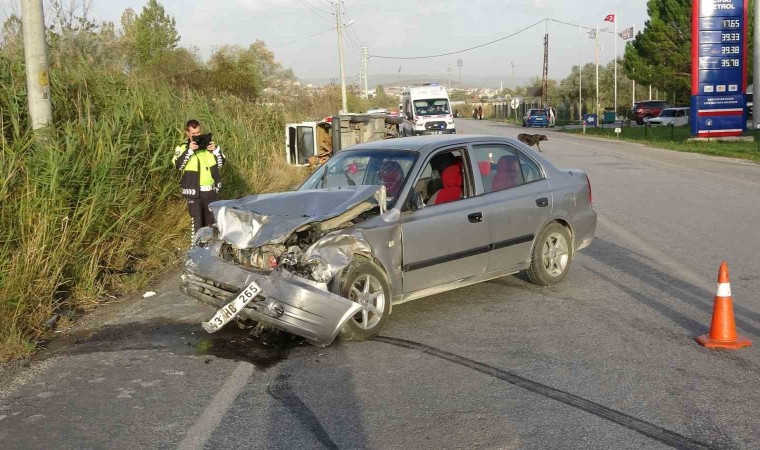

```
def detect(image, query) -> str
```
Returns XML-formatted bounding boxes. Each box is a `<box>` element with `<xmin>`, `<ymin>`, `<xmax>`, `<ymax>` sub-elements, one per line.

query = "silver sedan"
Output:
<box><xmin>181</xmin><ymin>135</ymin><xmax>596</xmax><ymax>345</ymax></box>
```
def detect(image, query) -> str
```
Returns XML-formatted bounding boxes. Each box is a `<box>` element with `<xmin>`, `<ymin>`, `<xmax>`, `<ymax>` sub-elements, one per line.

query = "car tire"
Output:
<box><xmin>384</xmin><ymin>116</ymin><xmax>403</xmax><ymax>125</ymax></box>
<box><xmin>332</xmin><ymin>259</ymin><xmax>391</xmax><ymax>341</ymax></box>
<box><xmin>525</xmin><ymin>223</ymin><xmax>573</xmax><ymax>286</ymax></box>
<box><xmin>350</xmin><ymin>115</ymin><xmax>370</xmax><ymax>123</ymax></box>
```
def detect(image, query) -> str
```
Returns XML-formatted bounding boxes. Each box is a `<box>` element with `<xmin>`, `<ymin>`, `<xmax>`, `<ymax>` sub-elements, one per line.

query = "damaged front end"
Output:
<box><xmin>181</xmin><ymin>186</ymin><xmax>386</xmax><ymax>346</ymax></box>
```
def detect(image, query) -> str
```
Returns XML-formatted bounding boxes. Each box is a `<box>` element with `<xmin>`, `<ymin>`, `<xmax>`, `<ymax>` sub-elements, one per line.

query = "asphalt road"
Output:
<box><xmin>2</xmin><ymin>119</ymin><xmax>759</xmax><ymax>449</ymax></box>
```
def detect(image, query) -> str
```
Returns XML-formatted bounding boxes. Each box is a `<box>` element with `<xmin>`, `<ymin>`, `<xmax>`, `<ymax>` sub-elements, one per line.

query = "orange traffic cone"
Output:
<box><xmin>695</xmin><ymin>261</ymin><xmax>752</xmax><ymax>349</ymax></box>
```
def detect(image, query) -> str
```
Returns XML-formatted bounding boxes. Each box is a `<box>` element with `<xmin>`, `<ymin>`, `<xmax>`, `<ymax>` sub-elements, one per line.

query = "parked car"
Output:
<box><xmin>646</xmin><ymin>107</ymin><xmax>689</xmax><ymax>127</ymax></box>
<box><xmin>523</xmin><ymin>109</ymin><xmax>549</xmax><ymax>128</ymax></box>
<box><xmin>631</xmin><ymin>100</ymin><xmax>671</xmax><ymax>124</ymax></box>
<box><xmin>181</xmin><ymin>135</ymin><xmax>597</xmax><ymax>345</ymax></box>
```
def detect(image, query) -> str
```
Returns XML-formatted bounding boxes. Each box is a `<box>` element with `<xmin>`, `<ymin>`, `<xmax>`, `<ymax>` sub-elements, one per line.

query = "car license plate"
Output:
<box><xmin>431</xmin><ymin>131</ymin><xmax>443</xmax><ymax>134</ymax></box>
<box><xmin>202</xmin><ymin>281</ymin><xmax>261</xmax><ymax>333</ymax></box>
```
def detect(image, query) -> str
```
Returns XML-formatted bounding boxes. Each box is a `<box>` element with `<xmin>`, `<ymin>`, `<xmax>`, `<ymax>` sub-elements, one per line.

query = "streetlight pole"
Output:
<box><xmin>335</xmin><ymin>2</ymin><xmax>347</xmax><ymax>113</ymax></box>
<box><xmin>21</xmin><ymin>0</ymin><xmax>52</xmax><ymax>130</ymax></box>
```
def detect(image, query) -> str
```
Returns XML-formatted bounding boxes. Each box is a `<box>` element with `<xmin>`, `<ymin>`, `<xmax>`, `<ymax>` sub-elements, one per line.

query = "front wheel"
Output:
<box><xmin>332</xmin><ymin>260</ymin><xmax>391</xmax><ymax>341</ymax></box>
<box><xmin>525</xmin><ymin>223</ymin><xmax>573</xmax><ymax>286</ymax></box>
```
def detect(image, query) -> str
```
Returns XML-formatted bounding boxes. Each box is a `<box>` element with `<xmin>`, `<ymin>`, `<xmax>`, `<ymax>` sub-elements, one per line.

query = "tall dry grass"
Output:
<box><xmin>0</xmin><ymin>56</ymin><xmax>305</xmax><ymax>360</ymax></box>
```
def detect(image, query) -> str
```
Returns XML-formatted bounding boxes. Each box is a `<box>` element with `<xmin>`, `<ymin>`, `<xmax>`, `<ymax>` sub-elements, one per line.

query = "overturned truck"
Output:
<box><xmin>286</xmin><ymin>113</ymin><xmax>404</xmax><ymax>166</ymax></box>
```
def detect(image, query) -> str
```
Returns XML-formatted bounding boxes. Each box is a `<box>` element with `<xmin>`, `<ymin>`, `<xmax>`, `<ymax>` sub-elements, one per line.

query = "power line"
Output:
<box><xmin>549</xmin><ymin>18</ymin><xmax>614</xmax><ymax>34</ymax></box>
<box><xmin>296</xmin><ymin>0</ymin><xmax>333</xmax><ymax>23</ymax></box>
<box><xmin>370</xmin><ymin>19</ymin><xmax>546</xmax><ymax>60</ymax></box>
<box><xmin>270</xmin><ymin>26</ymin><xmax>336</xmax><ymax>49</ymax></box>
<box><xmin>341</xmin><ymin>2</ymin><xmax>365</xmax><ymax>45</ymax></box>
<box><xmin>342</xmin><ymin>26</ymin><xmax>362</xmax><ymax>56</ymax></box>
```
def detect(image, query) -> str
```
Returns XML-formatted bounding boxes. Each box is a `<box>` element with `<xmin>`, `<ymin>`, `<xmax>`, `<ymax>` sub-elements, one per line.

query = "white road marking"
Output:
<box><xmin>176</xmin><ymin>362</ymin><xmax>255</xmax><ymax>450</ymax></box>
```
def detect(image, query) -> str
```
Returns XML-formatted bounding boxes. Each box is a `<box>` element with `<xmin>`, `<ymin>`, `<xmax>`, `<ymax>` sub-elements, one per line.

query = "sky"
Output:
<box><xmin>3</xmin><ymin>0</ymin><xmax>651</xmax><ymax>86</ymax></box>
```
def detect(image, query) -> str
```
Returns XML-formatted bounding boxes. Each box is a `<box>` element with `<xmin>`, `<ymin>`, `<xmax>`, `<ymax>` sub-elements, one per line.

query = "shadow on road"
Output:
<box><xmin>37</xmin><ymin>319</ymin><xmax>302</xmax><ymax>369</ymax></box>
<box><xmin>584</xmin><ymin>238</ymin><xmax>760</xmax><ymax>337</ymax></box>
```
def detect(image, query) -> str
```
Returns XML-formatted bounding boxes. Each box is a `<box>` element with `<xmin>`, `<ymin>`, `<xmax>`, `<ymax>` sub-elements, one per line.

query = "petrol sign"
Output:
<box><xmin>690</xmin><ymin>0</ymin><xmax>749</xmax><ymax>137</ymax></box>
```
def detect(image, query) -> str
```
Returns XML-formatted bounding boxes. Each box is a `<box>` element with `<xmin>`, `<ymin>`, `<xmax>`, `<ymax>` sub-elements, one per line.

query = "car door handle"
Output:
<box><xmin>468</xmin><ymin>212</ymin><xmax>483</xmax><ymax>223</ymax></box>
<box><xmin>535</xmin><ymin>197</ymin><xmax>549</xmax><ymax>208</ymax></box>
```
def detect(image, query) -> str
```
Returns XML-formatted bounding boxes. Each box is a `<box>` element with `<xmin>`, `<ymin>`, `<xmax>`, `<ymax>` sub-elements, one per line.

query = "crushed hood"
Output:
<box><xmin>210</xmin><ymin>186</ymin><xmax>386</xmax><ymax>248</ymax></box>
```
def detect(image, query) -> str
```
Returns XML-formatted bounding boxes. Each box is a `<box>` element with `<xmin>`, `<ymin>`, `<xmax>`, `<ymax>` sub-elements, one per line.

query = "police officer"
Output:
<box><xmin>173</xmin><ymin>119</ymin><xmax>225</xmax><ymax>235</ymax></box>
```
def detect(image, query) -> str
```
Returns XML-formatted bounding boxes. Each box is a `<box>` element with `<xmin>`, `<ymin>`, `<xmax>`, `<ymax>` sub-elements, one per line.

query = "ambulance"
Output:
<box><xmin>401</xmin><ymin>84</ymin><xmax>456</xmax><ymax>136</ymax></box>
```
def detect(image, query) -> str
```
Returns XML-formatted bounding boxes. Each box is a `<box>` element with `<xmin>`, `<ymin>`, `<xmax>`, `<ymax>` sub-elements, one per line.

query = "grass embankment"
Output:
<box><xmin>562</xmin><ymin>125</ymin><xmax>760</xmax><ymax>162</ymax></box>
<box><xmin>0</xmin><ymin>58</ymin><xmax>305</xmax><ymax>360</ymax></box>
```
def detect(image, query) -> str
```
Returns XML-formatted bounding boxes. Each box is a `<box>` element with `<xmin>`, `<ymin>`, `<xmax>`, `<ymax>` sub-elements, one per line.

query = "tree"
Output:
<box><xmin>131</xmin><ymin>0</ymin><xmax>179</xmax><ymax>67</ymax></box>
<box><xmin>369</xmin><ymin>84</ymin><xmax>396</xmax><ymax>108</ymax></box>
<box><xmin>624</xmin><ymin>0</ymin><xmax>692</xmax><ymax>104</ymax></box>
<box><xmin>624</xmin><ymin>0</ymin><xmax>755</xmax><ymax>105</ymax></box>
<box><xmin>207</xmin><ymin>46</ymin><xmax>263</xmax><ymax>100</ymax></box>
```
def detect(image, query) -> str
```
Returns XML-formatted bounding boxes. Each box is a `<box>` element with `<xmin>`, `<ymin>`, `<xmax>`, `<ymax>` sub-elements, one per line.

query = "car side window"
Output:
<box><xmin>411</xmin><ymin>148</ymin><xmax>471</xmax><ymax>208</ymax></box>
<box><xmin>473</xmin><ymin>144</ymin><xmax>525</xmax><ymax>193</ymax></box>
<box><xmin>517</xmin><ymin>151</ymin><xmax>543</xmax><ymax>183</ymax></box>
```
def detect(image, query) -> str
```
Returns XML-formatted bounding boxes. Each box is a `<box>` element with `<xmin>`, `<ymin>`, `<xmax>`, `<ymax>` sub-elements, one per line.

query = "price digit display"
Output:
<box><xmin>722</xmin><ymin>19</ymin><xmax>740</xmax><ymax>28</ymax></box>
<box><xmin>721</xmin><ymin>32</ymin><xmax>741</xmax><ymax>41</ymax></box>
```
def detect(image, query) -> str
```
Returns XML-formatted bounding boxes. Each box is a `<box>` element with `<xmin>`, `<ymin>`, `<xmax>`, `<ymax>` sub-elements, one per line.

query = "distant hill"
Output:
<box><xmin>299</xmin><ymin>73</ymin><xmax>532</xmax><ymax>89</ymax></box>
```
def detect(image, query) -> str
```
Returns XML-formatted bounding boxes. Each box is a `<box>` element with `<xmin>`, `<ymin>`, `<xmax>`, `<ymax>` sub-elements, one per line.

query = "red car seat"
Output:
<box><xmin>491</xmin><ymin>155</ymin><xmax>522</xmax><ymax>191</ymax></box>
<box><xmin>434</xmin><ymin>164</ymin><xmax>463</xmax><ymax>205</ymax></box>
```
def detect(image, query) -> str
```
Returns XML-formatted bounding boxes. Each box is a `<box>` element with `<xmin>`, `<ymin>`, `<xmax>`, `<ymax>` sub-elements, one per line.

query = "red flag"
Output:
<box><xmin>604</xmin><ymin>14</ymin><xmax>615</xmax><ymax>22</ymax></box>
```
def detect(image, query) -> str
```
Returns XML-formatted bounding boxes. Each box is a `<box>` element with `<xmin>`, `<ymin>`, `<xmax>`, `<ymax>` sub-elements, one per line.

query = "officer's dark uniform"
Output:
<box><xmin>173</xmin><ymin>141</ymin><xmax>225</xmax><ymax>234</ymax></box>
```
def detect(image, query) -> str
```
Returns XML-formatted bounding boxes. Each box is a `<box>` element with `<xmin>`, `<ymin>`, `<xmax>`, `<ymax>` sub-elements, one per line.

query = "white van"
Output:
<box><xmin>401</xmin><ymin>84</ymin><xmax>456</xmax><ymax>136</ymax></box>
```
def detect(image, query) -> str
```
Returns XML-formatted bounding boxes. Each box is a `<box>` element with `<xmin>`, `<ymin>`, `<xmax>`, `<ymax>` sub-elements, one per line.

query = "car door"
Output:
<box><xmin>470</xmin><ymin>143</ymin><xmax>552</xmax><ymax>272</ymax></box>
<box><xmin>400</xmin><ymin>146</ymin><xmax>491</xmax><ymax>294</ymax></box>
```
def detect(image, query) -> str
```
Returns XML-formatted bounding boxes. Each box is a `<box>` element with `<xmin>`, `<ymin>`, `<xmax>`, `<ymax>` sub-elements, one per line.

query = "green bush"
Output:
<box><xmin>0</xmin><ymin>56</ymin><xmax>304</xmax><ymax>360</ymax></box>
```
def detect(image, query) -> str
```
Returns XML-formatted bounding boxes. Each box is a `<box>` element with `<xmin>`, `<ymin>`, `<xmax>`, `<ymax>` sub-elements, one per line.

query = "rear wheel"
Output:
<box><xmin>526</xmin><ymin>223</ymin><xmax>573</xmax><ymax>286</ymax></box>
<box><xmin>332</xmin><ymin>260</ymin><xmax>391</xmax><ymax>341</ymax></box>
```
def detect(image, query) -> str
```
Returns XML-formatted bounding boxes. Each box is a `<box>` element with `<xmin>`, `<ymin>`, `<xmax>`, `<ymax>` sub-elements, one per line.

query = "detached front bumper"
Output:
<box><xmin>181</xmin><ymin>246</ymin><xmax>362</xmax><ymax>346</ymax></box>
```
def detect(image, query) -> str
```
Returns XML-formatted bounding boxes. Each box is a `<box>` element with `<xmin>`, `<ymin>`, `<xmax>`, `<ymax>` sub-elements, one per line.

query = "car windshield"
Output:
<box><xmin>659</xmin><ymin>109</ymin><xmax>676</xmax><ymax>117</ymax></box>
<box><xmin>299</xmin><ymin>149</ymin><xmax>417</xmax><ymax>208</ymax></box>
<box><xmin>531</xmin><ymin>109</ymin><xmax>547</xmax><ymax>116</ymax></box>
<box><xmin>414</xmin><ymin>99</ymin><xmax>450</xmax><ymax>116</ymax></box>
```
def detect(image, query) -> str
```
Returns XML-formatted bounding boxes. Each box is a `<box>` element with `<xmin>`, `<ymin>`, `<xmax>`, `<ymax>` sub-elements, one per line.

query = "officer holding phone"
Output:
<box><xmin>173</xmin><ymin>119</ymin><xmax>225</xmax><ymax>235</ymax></box>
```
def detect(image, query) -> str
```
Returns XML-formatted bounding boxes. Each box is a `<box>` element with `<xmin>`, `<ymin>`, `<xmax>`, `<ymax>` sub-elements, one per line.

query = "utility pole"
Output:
<box><xmin>649</xmin><ymin>85</ymin><xmax>652</xmax><ymax>100</ymax></box>
<box><xmin>595</xmin><ymin>26</ymin><xmax>600</xmax><ymax>119</ymax></box>
<box><xmin>21</xmin><ymin>0</ymin><xmax>52</xmax><ymax>130</ymax></box>
<box><xmin>578</xmin><ymin>26</ymin><xmax>582</xmax><ymax>120</ymax></box>
<box><xmin>542</xmin><ymin>33</ymin><xmax>549</xmax><ymax>108</ymax></box>
<box><xmin>613</xmin><ymin>11</ymin><xmax>618</xmax><ymax>119</ymax></box>
<box><xmin>362</xmin><ymin>46</ymin><xmax>369</xmax><ymax>100</ymax></box>
<box><xmin>335</xmin><ymin>1</ymin><xmax>347</xmax><ymax>113</ymax></box>
<box><xmin>754</xmin><ymin>0</ymin><xmax>759</xmax><ymax>129</ymax></box>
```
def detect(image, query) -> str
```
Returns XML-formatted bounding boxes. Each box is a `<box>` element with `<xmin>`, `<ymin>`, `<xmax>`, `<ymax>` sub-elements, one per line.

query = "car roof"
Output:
<box><xmin>340</xmin><ymin>135</ymin><xmax>526</xmax><ymax>158</ymax></box>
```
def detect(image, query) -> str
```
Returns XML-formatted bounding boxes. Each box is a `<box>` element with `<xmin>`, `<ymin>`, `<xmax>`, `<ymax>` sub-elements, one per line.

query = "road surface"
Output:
<box><xmin>1</xmin><ymin>119</ymin><xmax>759</xmax><ymax>449</ymax></box>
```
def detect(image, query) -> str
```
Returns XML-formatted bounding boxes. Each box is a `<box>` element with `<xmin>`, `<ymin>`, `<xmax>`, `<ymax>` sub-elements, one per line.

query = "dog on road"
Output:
<box><xmin>517</xmin><ymin>133</ymin><xmax>548</xmax><ymax>152</ymax></box>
